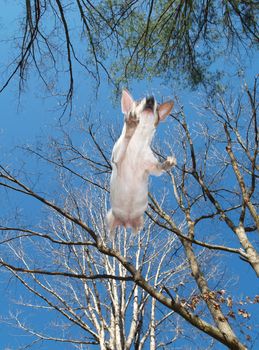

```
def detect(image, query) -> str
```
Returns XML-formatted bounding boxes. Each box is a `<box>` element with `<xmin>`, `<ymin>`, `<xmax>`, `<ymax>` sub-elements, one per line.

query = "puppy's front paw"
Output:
<box><xmin>125</xmin><ymin>112</ymin><xmax>139</xmax><ymax>128</ymax></box>
<box><xmin>166</xmin><ymin>156</ymin><xmax>177</xmax><ymax>166</ymax></box>
<box><xmin>125</xmin><ymin>113</ymin><xmax>139</xmax><ymax>138</ymax></box>
<box><xmin>163</xmin><ymin>156</ymin><xmax>177</xmax><ymax>170</ymax></box>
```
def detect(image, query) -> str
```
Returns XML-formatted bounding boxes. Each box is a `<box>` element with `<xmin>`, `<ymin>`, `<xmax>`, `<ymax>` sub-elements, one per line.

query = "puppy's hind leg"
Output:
<box><xmin>131</xmin><ymin>216</ymin><xmax>144</xmax><ymax>235</ymax></box>
<box><xmin>106</xmin><ymin>210</ymin><xmax>122</xmax><ymax>238</ymax></box>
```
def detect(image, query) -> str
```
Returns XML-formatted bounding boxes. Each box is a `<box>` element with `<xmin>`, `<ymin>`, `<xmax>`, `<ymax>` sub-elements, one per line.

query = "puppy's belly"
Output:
<box><xmin>110</xmin><ymin>177</ymin><xmax>148</xmax><ymax>221</ymax></box>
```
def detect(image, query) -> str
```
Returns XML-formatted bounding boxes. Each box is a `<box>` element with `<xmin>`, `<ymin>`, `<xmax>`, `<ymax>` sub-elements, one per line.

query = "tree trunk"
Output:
<box><xmin>182</xmin><ymin>239</ymin><xmax>247</xmax><ymax>350</ymax></box>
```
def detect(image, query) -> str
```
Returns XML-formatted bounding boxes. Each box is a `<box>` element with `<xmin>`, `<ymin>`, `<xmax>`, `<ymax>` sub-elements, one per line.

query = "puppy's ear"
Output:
<box><xmin>121</xmin><ymin>89</ymin><xmax>134</xmax><ymax>114</ymax></box>
<box><xmin>158</xmin><ymin>101</ymin><xmax>174</xmax><ymax>121</ymax></box>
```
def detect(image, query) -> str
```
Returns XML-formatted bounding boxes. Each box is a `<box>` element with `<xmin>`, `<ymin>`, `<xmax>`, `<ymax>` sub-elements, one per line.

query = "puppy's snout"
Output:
<box><xmin>145</xmin><ymin>96</ymin><xmax>155</xmax><ymax>109</ymax></box>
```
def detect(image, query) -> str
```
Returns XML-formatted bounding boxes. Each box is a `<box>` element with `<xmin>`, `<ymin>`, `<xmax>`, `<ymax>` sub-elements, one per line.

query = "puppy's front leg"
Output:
<box><xmin>124</xmin><ymin>112</ymin><xmax>139</xmax><ymax>138</ymax></box>
<box><xmin>112</xmin><ymin>113</ymin><xmax>139</xmax><ymax>165</ymax></box>
<box><xmin>148</xmin><ymin>156</ymin><xmax>176</xmax><ymax>176</ymax></box>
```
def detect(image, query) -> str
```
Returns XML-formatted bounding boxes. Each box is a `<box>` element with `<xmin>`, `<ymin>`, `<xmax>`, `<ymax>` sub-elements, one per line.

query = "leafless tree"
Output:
<box><xmin>2</xmin><ymin>213</ymin><xmax>190</xmax><ymax>349</ymax></box>
<box><xmin>0</xmin><ymin>77</ymin><xmax>258</xmax><ymax>349</ymax></box>
<box><xmin>166</xmin><ymin>76</ymin><xmax>259</xmax><ymax>277</ymax></box>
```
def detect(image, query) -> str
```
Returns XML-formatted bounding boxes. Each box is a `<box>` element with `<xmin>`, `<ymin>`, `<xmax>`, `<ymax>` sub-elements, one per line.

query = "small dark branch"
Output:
<box><xmin>162</xmin><ymin>286</ymin><xmax>175</xmax><ymax>303</ymax></box>
<box><xmin>175</xmin><ymin>111</ymin><xmax>197</xmax><ymax>173</ymax></box>
<box><xmin>0</xmin><ymin>226</ymin><xmax>96</xmax><ymax>246</ymax></box>
<box><xmin>55</xmin><ymin>0</ymin><xmax>74</xmax><ymax>113</ymax></box>
<box><xmin>89</xmin><ymin>125</ymin><xmax>112</xmax><ymax>169</ymax></box>
<box><xmin>245</xmin><ymin>226</ymin><xmax>257</xmax><ymax>233</ymax></box>
<box><xmin>245</xmin><ymin>77</ymin><xmax>259</xmax><ymax>197</ymax></box>
<box><xmin>0</xmin><ymin>260</ymin><xmax>134</xmax><ymax>281</ymax></box>
<box><xmin>146</xmin><ymin>207</ymin><xmax>247</xmax><ymax>257</ymax></box>
<box><xmin>194</xmin><ymin>204</ymin><xmax>245</xmax><ymax>225</ymax></box>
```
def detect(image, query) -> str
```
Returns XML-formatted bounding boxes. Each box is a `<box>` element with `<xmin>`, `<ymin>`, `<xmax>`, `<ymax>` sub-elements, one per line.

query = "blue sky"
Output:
<box><xmin>0</xmin><ymin>1</ymin><xmax>258</xmax><ymax>349</ymax></box>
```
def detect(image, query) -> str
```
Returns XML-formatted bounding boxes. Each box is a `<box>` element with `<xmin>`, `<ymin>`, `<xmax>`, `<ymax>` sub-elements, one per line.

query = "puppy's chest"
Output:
<box><xmin>127</xmin><ymin>132</ymin><xmax>151</xmax><ymax>157</ymax></box>
<box><xmin>124</xmin><ymin>142</ymin><xmax>150</xmax><ymax>170</ymax></box>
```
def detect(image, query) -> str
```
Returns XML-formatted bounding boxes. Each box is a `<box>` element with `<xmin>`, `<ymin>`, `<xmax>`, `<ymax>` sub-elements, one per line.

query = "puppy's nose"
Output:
<box><xmin>145</xmin><ymin>96</ymin><xmax>155</xmax><ymax>109</ymax></box>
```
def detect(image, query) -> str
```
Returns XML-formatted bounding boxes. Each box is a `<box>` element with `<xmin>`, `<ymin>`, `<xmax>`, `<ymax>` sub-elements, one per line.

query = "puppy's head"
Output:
<box><xmin>121</xmin><ymin>89</ymin><xmax>174</xmax><ymax>128</ymax></box>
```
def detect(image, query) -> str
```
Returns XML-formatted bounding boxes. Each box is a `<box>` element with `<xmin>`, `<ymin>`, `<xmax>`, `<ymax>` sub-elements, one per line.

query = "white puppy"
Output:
<box><xmin>107</xmin><ymin>90</ymin><xmax>175</xmax><ymax>234</ymax></box>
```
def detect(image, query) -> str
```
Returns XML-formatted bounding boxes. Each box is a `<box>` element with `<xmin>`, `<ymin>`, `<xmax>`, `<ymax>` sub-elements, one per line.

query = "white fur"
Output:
<box><xmin>107</xmin><ymin>91</ymin><xmax>175</xmax><ymax>235</ymax></box>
